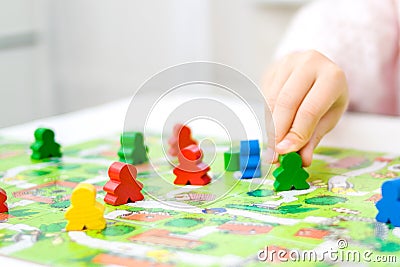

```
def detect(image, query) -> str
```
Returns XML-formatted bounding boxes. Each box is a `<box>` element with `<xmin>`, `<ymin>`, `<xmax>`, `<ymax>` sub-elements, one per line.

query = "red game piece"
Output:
<box><xmin>0</xmin><ymin>188</ymin><xmax>8</xmax><ymax>213</ymax></box>
<box><xmin>103</xmin><ymin>162</ymin><xmax>144</xmax><ymax>206</ymax></box>
<box><xmin>173</xmin><ymin>144</ymin><xmax>211</xmax><ymax>186</ymax></box>
<box><xmin>168</xmin><ymin>124</ymin><xmax>197</xmax><ymax>157</ymax></box>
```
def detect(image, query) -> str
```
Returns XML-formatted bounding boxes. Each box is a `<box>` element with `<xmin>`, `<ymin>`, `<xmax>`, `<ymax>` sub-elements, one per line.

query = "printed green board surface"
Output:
<box><xmin>0</xmin><ymin>135</ymin><xmax>399</xmax><ymax>266</ymax></box>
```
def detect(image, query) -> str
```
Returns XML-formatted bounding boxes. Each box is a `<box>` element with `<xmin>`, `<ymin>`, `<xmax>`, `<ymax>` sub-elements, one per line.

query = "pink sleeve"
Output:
<box><xmin>276</xmin><ymin>0</ymin><xmax>399</xmax><ymax>115</ymax></box>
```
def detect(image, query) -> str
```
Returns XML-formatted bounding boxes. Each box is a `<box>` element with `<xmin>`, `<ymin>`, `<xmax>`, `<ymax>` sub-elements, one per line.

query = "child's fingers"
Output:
<box><xmin>276</xmin><ymin>67</ymin><xmax>346</xmax><ymax>154</ymax></box>
<box><xmin>264</xmin><ymin>55</ymin><xmax>298</xmax><ymax>112</ymax></box>
<box><xmin>263</xmin><ymin>59</ymin><xmax>297</xmax><ymax>163</ymax></box>
<box><xmin>266</xmin><ymin>67</ymin><xmax>313</xmax><ymax>164</ymax></box>
<box><xmin>299</xmin><ymin>105</ymin><xmax>346</xmax><ymax>166</ymax></box>
<box><xmin>271</xmin><ymin>67</ymin><xmax>315</xmax><ymax>146</ymax></box>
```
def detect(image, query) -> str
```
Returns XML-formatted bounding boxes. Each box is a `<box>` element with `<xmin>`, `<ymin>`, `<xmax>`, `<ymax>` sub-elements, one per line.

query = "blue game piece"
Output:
<box><xmin>376</xmin><ymin>178</ymin><xmax>400</xmax><ymax>226</ymax></box>
<box><xmin>239</xmin><ymin>155</ymin><xmax>261</xmax><ymax>169</ymax></box>
<box><xmin>241</xmin><ymin>168</ymin><xmax>261</xmax><ymax>179</ymax></box>
<box><xmin>240</xmin><ymin>140</ymin><xmax>260</xmax><ymax>155</ymax></box>
<box><xmin>240</xmin><ymin>140</ymin><xmax>261</xmax><ymax>179</ymax></box>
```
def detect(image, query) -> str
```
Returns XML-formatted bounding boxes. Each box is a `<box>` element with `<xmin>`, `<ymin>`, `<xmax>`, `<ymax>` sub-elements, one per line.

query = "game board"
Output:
<box><xmin>1</xmin><ymin>133</ymin><xmax>400</xmax><ymax>266</ymax></box>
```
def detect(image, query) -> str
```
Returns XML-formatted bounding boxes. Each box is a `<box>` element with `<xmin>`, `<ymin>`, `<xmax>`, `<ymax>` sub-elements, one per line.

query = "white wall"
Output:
<box><xmin>0</xmin><ymin>0</ymin><xmax>307</xmax><ymax>127</ymax></box>
<box><xmin>0</xmin><ymin>0</ymin><xmax>52</xmax><ymax>127</ymax></box>
<box><xmin>47</xmin><ymin>0</ymin><xmax>212</xmax><ymax>113</ymax></box>
<box><xmin>210</xmin><ymin>0</ymin><xmax>301</xmax><ymax>85</ymax></box>
<box><xmin>47</xmin><ymin>0</ymin><xmax>303</xmax><ymax>111</ymax></box>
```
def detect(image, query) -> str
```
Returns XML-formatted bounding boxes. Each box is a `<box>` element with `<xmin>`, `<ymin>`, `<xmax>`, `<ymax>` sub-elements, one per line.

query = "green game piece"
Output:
<box><xmin>224</xmin><ymin>149</ymin><xmax>240</xmax><ymax>171</ymax></box>
<box><xmin>118</xmin><ymin>132</ymin><xmax>148</xmax><ymax>165</ymax></box>
<box><xmin>30</xmin><ymin>128</ymin><xmax>62</xmax><ymax>160</ymax></box>
<box><xmin>273</xmin><ymin>152</ymin><xmax>309</xmax><ymax>192</ymax></box>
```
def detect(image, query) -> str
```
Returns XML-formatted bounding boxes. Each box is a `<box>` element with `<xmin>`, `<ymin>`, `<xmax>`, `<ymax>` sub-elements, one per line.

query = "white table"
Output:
<box><xmin>1</xmin><ymin>97</ymin><xmax>399</xmax><ymax>153</ymax></box>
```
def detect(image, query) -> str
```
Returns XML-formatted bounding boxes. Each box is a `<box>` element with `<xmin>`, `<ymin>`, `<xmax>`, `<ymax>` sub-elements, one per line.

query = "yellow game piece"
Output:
<box><xmin>65</xmin><ymin>183</ymin><xmax>106</xmax><ymax>231</ymax></box>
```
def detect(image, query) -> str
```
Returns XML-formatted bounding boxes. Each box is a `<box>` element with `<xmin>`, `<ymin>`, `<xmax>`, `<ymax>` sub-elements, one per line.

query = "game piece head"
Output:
<box><xmin>279</xmin><ymin>152</ymin><xmax>302</xmax><ymax>169</ymax></box>
<box><xmin>108</xmin><ymin>161</ymin><xmax>138</xmax><ymax>181</ymax></box>
<box><xmin>381</xmin><ymin>178</ymin><xmax>400</xmax><ymax>199</ymax></box>
<box><xmin>120</xmin><ymin>132</ymin><xmax>134</xmax><ymax>144</ymax></box>
<box><xmin>121</xmin><ymin>132</ymin><xmax>142</xmax><ymax>144</ymax></box>
<box><xmin>171</xmin><ymin>123</ymin><xmax>196</xmax><ymax>141</ymax></box>
<box><xmin>34</xmin><ymin>128</ymin><xmax>55</xmax><ymax>142</ymax></box>
<box><xmin>133</xmin><ymin>132</ymin><xmax>144</xmax><ymax>146</ymax></box>
<box><xmin>177</xmin><ymin>125</ymin><xmax>195</xmax><ymax>146</ymax></box>
<box><xmin>178</xmin><ymin>125</ymin><xmax>191</xmax><ymax>137</ymax></box>
<box><xmin>70</xmin><ymin>183</ymin><xmax>96</xmax><ymax>206</ymax></box>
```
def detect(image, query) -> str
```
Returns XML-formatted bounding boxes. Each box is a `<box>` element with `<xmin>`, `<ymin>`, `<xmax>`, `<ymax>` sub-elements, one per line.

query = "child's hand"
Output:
<box><xmin>263</xmin><ymin>50</ymin><xmax>348</xmax><ymax>166</ymax></box>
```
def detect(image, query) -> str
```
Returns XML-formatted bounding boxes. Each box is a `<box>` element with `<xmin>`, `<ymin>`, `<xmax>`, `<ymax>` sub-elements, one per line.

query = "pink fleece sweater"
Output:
<box><xmin>276</xmin><ymin>0</ymin><xmax>399</xmax><ymax>115</ymax></box>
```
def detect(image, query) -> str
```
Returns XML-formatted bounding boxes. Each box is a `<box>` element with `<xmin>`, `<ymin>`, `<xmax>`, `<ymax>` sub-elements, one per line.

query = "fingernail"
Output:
<box><xmin>276</xmin><ymin>139</ymin><xmax>292</xmax><ymax>151</ymax></box>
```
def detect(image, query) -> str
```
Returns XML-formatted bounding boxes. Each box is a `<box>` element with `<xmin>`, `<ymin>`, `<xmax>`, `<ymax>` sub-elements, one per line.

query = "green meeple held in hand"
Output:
<box><xmin>30</xmin><ymin>128</ymin><xmax>62</xmax><ymax>160</ymax></box>
<box><xmin>273</xmin><ymin>152</ymin><xmax>309</xmax><ymax>192</ymax></box>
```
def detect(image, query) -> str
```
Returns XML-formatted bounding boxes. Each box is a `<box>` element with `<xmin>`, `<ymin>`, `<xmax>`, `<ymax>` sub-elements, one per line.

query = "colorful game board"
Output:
<box><xmin>0</xmin><ymin>134</ymin><xmax>400</xmax><ymax>266</ymax></box>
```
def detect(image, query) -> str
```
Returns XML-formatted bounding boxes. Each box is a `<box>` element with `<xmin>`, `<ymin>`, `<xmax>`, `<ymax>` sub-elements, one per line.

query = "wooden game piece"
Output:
<box><xmin>103</xmin><ymin>162</ymin><xmax>144</xmax><ymax>206</ymax></box>
<box><xmin>273</xmin><ymin>152</ymin><xmax>310</xmax><ymax>192</ymax></box>
<box><xmin>239</xmin><ymin>140</ymin><xmax>261</xmax><ymax>179</ymax></box>
<box><xmin>173</xmin><ymin>144</ymin><xmax>211</xmax><ymax>185</ymax></box>
<box><xmin>118</xmin><ymin>132</ymin><xmax>148</xmax><ymax>165</ymax></box>
<box><xmin>30</xmin><ymin>128</ymin><xmax>62</xmax><ymax>160</ymax></box>
<box><xmin>240</xmin><ymin>140</ymin><xmax>260</xmax><ymax>155</ymax></box>
<box><xmin>376</xmin><ymin>178</ymin><xmax>400</xmax><ymax>226</ymax></box>
<box><xmin>224</xmin><ymin>149</ymin><xmax>240</xmax><ymax>172</ymax></box>
<box><xmin>0</xmin><ymin>188</ymin><xmax>8</xmax><ymax>213</ymax></box>
<box><xmin>168</xmin><ymin>124</ymin><xmax>197</xmax><ymax>157</ymax></box>
<box><xmin>65</xmin><ymin>183</ymin><xmax>106</xmax><ymax>231</ymax></box>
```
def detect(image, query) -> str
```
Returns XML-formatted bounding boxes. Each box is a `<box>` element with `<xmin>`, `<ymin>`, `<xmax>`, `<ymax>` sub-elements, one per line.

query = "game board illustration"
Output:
<box><xmin>1</xmin><ymin>134</ymin><xmax>400</xmax><ymax>266</ymax></box>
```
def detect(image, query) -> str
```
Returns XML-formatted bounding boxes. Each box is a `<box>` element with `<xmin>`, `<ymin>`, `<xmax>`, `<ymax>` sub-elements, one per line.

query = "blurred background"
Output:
<box><xmin>0</xmin><ymin>0</ymin><xmax>311</xmax><ymax>128</ymax></box>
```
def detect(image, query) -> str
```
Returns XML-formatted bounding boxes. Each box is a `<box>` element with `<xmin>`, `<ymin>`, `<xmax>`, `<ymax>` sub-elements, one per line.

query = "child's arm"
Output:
<box><xmin>263</xmin><ymin>50</ymin><xmax>348</xmax><ymax>167</ymax></box>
